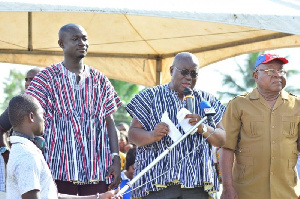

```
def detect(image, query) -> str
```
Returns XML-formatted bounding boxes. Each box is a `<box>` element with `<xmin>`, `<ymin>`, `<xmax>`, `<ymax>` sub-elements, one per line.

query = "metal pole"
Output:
<box><xmin>116</xmin><ymin>116</ymin><xmax>207</xmax><ymax>197</ymax></box>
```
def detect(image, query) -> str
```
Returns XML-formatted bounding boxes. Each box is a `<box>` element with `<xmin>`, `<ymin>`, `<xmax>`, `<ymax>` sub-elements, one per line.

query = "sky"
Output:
<box><xmin>0</xmin><ymin>47</ymin><xmax>299</xmax><ymax>105</ymax></box>
<box><xmin>196</xmin><ymin>47</ymin><xmax>300</xmax><ymax>104</ymax></box>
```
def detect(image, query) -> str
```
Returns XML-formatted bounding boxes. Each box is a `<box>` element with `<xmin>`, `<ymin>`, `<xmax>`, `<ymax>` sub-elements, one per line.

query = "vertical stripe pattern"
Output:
<box><xmin>125</xmin><ymin>84</ymin><xmax>226</xmax><ymax>198</ymax></box>
<box><xmin>25</xmin><ymin>62</ymin><xmax>121</xmax><ymax>184</ymax></box>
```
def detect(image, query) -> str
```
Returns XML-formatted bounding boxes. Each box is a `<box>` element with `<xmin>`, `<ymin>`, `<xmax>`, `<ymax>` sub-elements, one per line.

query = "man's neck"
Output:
<box><xmin>12</xmin><ymin>130</ymin><xmax>35</xmax><ymax>139</ymax></box>
<box><xmin>257</xmin><ymin>88</ymin><xmax>280</xmax><ymax>101</ymax></box>
<box><xmin>62</xmin><ymin>59</ymin><xmax>85</xmax><ymax>75</ymax></box>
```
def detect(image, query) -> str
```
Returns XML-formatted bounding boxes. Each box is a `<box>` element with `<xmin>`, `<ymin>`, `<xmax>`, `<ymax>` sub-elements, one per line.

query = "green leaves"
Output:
<box><xmin>1</xmin><ymin>69</ymin><xmax>25</xmax><ymax>112</ymax></box>
<box><xmin>110</xmin><ymin>79</ymin><xmax>144</xmax><ymax>125</ymax></box>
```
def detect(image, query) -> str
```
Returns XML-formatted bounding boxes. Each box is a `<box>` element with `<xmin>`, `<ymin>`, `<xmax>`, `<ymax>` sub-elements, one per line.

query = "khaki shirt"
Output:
<box><xmin>223</xmin><ymin>88</ymin><xmax>300</xmax><ymax>199</ymax></box>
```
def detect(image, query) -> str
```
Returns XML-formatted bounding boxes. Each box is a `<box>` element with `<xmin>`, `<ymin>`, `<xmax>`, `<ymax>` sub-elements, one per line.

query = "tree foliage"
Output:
<box><xmin>1</xmin><ymin>69</ymin><xmax>25</xmax><ymax>112</ymax></box>
<box><xmin>1</xmin><ymin>71</ymin><xmax>143</xmax><ymax>126</ymax></box>
<box><xmin>110</xmin><ymin>79</ymin><xmax>144</xmax><ymax>126</ymax></box>
<box><xmin>217</xmin><ymin>52</ymin><xmax>300</xmax><ymax>104</ymax></box>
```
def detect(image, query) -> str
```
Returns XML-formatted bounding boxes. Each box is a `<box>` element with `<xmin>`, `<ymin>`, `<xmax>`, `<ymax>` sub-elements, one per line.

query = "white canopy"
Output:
<box><xmin>1</xmin><ymin>0</ymin><xmax>300</xmax><ymax>87</ymax></box>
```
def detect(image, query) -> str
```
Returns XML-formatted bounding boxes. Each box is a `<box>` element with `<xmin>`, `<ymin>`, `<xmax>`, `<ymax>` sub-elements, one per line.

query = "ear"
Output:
<box><xmin>58</xmin><ymin>39</ymin><xmax>64</xmax><ymax>48</ymax></box>
<box><xmin>28</xmin><ymin>112</ymin><xmax>35</xmax><ymax>123</ymax></box>
<box><xmin>253</xmin><ymin>71</ymin><xmax>258</xmax><ymax>81</ymax></box>
<box><xmin>170</xmin><ymin>66</ymin><xmax>174</xmax><ymax>76</ymax></box>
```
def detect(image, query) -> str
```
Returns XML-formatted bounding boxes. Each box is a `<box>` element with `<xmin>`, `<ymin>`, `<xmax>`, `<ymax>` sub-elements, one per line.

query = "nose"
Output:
<box><xmin>185</xmin><ymin>72</ymin><xmax>193</xmax><ymax>80</ymax></box>
<box><xmin>78</xmin><ymin>38</ymin><xmax>87</xmax><ymax>46</ymax></box>
<box><xmin>25</xmin><ymin>81</ymin><xmax>31</xmax><ymax>89</ymax></box>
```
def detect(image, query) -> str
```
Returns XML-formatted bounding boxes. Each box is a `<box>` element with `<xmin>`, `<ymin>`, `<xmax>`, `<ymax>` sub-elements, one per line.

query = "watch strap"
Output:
<box><xmin>111</xmin><ymin>152</ymin><xmax>120</xmax><ymax>160</ymax></box>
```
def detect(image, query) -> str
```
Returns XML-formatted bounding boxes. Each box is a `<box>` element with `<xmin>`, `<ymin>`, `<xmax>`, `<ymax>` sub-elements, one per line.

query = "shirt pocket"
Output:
<box><xmin>282</xmin><ymin>116</ymin><xmax>300</xmax><ymax>138</ymax></box>
<box><xmin>241</xmin><ymin>115</ymin><xmax>264</xmax><ymax>138</ymax></box>
<box><xmin>233</xmin><ymin>155</ymin><xmax>253</xmax><ymax>184</ymax></box>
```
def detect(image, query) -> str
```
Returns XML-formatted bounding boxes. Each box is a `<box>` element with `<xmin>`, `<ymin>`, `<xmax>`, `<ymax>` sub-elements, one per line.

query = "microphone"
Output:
<box><xmin>200</xmin><ymin>101</ymin><xmax>216</xmax><ymax>121</ymax></box>
<box><xmin>183</xmin><ymin>87</ymin><xmax>194</xmax><ymax>113</ymax></box>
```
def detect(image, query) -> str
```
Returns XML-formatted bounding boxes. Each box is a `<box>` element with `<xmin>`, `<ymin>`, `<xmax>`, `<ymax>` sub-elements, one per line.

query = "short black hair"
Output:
<box><xmin>126</xmin><ymin>147</ymin><xmax>136</xmax><ymax>170</ymax></box>
<box><xmin>59</xmin><ymin>23</ymin><xmax>82</xmax><ymax>40</ymax></box>
<box><xmin>8</xmin><ymin>94</ymin><xmax>39</xmax><ymax>128</ymax></box>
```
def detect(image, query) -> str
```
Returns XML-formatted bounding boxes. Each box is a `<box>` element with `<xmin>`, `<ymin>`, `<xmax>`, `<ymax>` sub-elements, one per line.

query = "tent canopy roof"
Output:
<box><xmin>1</xmin><ymin>0</ymin><xmax>300</xmax><ymax>87</ymax></box>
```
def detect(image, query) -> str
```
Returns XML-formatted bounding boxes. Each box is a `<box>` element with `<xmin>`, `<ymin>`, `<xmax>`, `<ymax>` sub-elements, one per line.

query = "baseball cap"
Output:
<box><xmin>254</xmin><ymin>54</ymin><xmax>288</xmax><ymax>69</ymax></box>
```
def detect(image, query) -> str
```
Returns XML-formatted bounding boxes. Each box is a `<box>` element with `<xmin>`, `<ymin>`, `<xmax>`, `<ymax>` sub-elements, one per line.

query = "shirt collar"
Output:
<box><xmin>250</xmin><ymin>88</ymin><xmax>289</xmax><ymax>100</ymax></box>
<box><xmin>60</xmin><ymin>62</ymin><xmax>89</xmax><ymax>77</ymax></box>
<box><xmin>10</xmin><ymin>136</ymin><xmax>38</xmax><ymax>150</ymax></box>
<box><xmin>121</xmin><ymin>170</ymin><xmax>129</xmax><ymax>181</ymax></box>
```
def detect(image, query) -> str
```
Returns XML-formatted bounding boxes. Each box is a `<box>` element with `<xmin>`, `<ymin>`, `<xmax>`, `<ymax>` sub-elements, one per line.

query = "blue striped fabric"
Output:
<box><xmin>25</xmin><ymin>62</ymin><xmax>121</xmax><ymax>184</ymax></box>
<box><xmin>125</xmin><ymin>84</ymin><xmax>226</xmax><ymax>198</ymax></box>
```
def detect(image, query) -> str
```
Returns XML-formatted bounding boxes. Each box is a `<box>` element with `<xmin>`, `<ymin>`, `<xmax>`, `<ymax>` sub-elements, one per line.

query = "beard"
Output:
<box><xmin>77</xmin><ymin>54</ymin><xmax>85</xmax><ymax>59</ymax></box>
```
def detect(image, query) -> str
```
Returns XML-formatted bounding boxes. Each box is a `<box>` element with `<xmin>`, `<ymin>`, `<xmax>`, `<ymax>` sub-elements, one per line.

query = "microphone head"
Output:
<box><xmin>183</xmin><ymin>87</ymin><xmax>193</xmax><ymax>96</ymax></box>
<box><xmin>200</xmin><ymin>101</ymin><xmax>216</xmax><ymax>116</ymax></box>
<box><xmin>200</xmin><ymin>101</ymin><xmax>211</xmax><ymax>109</ymax></box>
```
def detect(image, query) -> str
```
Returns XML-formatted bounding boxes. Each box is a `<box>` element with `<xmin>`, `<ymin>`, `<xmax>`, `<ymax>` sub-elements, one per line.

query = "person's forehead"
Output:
<box><xmin>65</xmin><ymin>27</ymin><xmax>87</xmax><ymax>36</ymax></box>
<box><xmin>175</xmin><ymin>59</ymin><xmax>198</xmax><ymax>69</ymax></box>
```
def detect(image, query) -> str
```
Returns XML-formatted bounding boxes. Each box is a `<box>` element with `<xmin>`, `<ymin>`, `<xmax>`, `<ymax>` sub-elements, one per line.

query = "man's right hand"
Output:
<box><xmin>152</xmin><ymin>122</ymin><xmax>169</xmax><ymax>142</ymax></box>
<box><xmin>100</xmin><ymin>188</ymin><xmax>122</xmax><ymax>199</ymax></box>
<box><xmin>221</xmin><ymin>185</ymin><xmax>238</xmax><ymax>199</ymax></box>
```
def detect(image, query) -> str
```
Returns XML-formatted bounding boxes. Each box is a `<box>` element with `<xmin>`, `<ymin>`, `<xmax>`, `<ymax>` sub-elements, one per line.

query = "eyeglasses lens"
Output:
<box><xmin>180</xmin><ymin>69</ymin><xmax>197</xmax><ymax>78</ymax></box>
<box><xmin>267</xmin><ymin>70</ymin><xmax>286</xmax><ymax>76</ymax></box>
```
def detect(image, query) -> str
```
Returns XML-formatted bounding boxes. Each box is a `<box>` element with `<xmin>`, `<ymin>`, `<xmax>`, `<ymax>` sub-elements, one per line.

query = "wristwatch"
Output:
<box><xmin>111</xmin><ymin>152</ymin><xmax>120</xmax><ymax>160</ymax></box>
<box><xmin>201</xmin><ymin>124</ymin><xmax>208</xmax><ymax>136</ymax></box>
<box><xmin>0</xmin><ymin>146</ymin><xmax>9</xmax><ymax>154</ymax></box>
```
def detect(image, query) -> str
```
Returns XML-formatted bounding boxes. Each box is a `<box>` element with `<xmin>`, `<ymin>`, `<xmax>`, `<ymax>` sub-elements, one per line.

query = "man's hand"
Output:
<box><xmin>152</xmin><ymin>122</ymin><xmax>169</xmax><ymax>142</ymax></box>
<box><xmin>106</xmin><ymin>156</ymin><xmax>121</xmax><ymax>190</ymax></box>
<box><xmin>100</xmin><ymin>188</ymin><xmax>123</xmax><ymax>199</ymax></box>
<box><xmin>221</xmin><ymin>185</ymin><xmax>239</xmax><ymax>199</ymax></box>
<box><xmin>185</xmin><ymin>114</ymin><xmax>201</xmax><ymax>126</ymax></box>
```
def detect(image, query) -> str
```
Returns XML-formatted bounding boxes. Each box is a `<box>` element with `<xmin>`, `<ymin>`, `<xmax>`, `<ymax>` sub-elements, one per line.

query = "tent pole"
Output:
<box><xmin>28</xmin><ymin>12</ymin><xmax>33</xmax><ymax>51</ymax></box>
<box><xmin>156</xmin><ymin>57</ymin><xmax>162</xmax><ymax>85</ymax></box>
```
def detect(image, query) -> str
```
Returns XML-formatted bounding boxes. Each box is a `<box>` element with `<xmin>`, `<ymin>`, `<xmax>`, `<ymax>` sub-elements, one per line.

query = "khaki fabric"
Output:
<box><xmin>223</xmin><ymin>89</ymin><xmax>300</xmax><ymax>199</ymax></box>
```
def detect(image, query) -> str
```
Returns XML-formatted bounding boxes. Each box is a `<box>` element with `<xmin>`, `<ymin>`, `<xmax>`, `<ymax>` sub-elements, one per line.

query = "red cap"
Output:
<box><xmin>255</xmin><ymin>54</ymin><xmax>288</xmax><ymax>69</ymax></box>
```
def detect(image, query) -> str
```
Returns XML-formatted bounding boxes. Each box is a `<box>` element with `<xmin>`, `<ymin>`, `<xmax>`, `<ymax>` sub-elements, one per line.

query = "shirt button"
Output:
<box><xmin>272</xmin><ymin>126</ymin><xmax>275</xmax><ymax>128</ymax></box>
<box><xmin>271</xmin><ymin>172</ymin><xmax>273</xmax><ymax>175</ymax></box>
<box><xmin>272</xmin><ymin>141</ymin><xmax>275</xmax><ymax>144</ymax></box>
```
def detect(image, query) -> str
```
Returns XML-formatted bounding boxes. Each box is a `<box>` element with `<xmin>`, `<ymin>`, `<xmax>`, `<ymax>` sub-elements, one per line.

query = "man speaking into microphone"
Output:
<box><xmin>125</xmin><ymin>52</ymin><xmax>226</xmax><ymax>199</ymax></box>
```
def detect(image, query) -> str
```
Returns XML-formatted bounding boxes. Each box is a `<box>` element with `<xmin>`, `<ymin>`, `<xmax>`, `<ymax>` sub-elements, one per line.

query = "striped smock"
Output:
<box><xmin>25</xmin><ymin>62</ymin><xmax>121</xmax><ymax>184</ymax></box>
<box><xmin>125</xmin><ymin>84</ymin><xmax>226</xmax><ymax>198</ymax></box>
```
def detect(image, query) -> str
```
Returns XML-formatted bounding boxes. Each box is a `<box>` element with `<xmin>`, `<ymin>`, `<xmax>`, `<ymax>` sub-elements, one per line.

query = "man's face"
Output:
<box><xmin>60</xmin><ymin>26</ymin><xmax>89</xmax><ymax>59</ymax></box>
<box><xmin>169</xmin><ymin>59</ymin><xmax>198</xmax><ymax>97</ymax></box>
<box><xmin>25</xmin><ymin>70</ymin><xmax>39</xmax><ymax>89</ymax></box>
<box><xmin>254</xmin><ymin>59</ymin><xmax>286</xmax><ymax>93</ymax></box>
<box><xmin>33</xmin><ymin>104</ymin><xmax>44</xmax><ymax>137</ymax></box>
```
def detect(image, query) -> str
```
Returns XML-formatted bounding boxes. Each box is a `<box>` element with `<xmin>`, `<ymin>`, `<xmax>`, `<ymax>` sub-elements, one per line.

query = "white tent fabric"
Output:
<box><xmin>0</xmin><ymin>0</ymin><xmax>300</xmax><ymax>87</ymax></box>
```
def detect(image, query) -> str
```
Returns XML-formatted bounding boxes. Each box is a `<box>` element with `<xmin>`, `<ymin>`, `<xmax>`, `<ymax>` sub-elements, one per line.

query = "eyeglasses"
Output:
<box><xmin>255</xmin><ymin>69</ymin><xmax>286</xmax><ymax>76</ymax></box>
<box><xmin>174</xmin><ymin>66</ymin><xmax>198</xmax><ymax>78</ymax></box>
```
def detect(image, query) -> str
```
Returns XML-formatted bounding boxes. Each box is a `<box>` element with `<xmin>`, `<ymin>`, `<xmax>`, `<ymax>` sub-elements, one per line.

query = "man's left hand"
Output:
<box><xmin>106</xmin><ymin>156</ymin><xmax>121</xmax><ymax>190</ymax></box>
